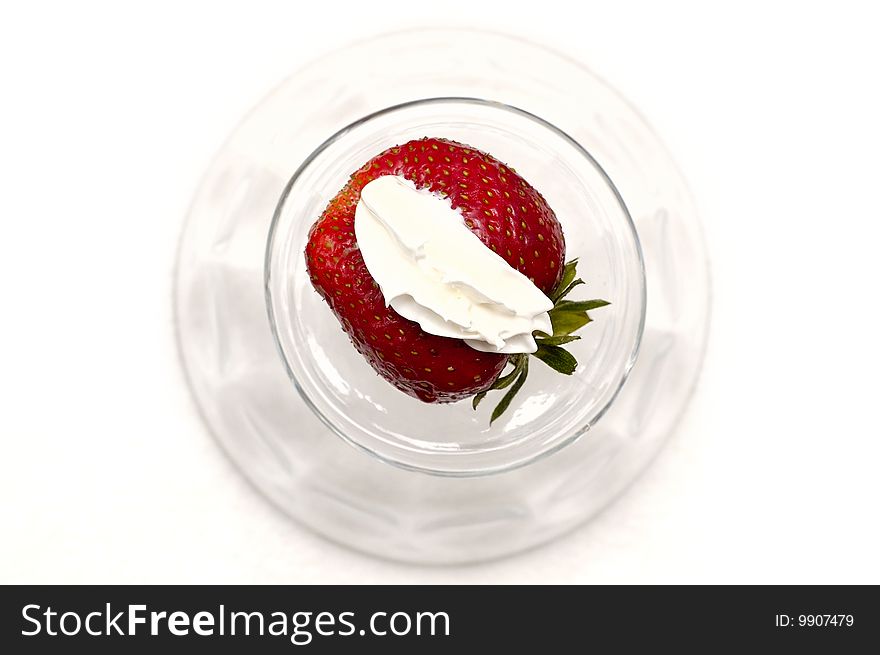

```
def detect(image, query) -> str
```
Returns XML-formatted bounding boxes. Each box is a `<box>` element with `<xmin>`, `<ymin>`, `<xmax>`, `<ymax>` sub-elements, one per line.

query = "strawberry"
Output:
<box><xmin>305</xmin><ymin>137</ymin><xmax>608</xmax><ymax>420</ymax></box>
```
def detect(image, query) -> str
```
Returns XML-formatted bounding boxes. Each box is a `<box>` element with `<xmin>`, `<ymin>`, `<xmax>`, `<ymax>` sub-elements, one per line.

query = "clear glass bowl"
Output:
<box><xmin>267</xmin><ymin>97</ymin><xmax>646</xmax><ymax>476</ymax></box>
<box><xmin>175</xmin><ymin>29</ymin><xmax>710</xmax><ymax>563</ymax></box>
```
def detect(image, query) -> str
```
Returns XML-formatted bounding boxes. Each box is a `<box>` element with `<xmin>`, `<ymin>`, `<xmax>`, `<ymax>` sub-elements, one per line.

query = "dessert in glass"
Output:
<box><xmin>175</xmin><ymin>30</ymin><xmax>709</xmax><ymax>563</ymax></box>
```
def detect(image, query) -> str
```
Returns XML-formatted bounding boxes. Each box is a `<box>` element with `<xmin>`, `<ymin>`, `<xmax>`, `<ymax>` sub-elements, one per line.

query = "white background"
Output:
<box><xmin>2</xmin><ymin>0</ymin><xmax>878</xmax><ymax>584</ymax></box>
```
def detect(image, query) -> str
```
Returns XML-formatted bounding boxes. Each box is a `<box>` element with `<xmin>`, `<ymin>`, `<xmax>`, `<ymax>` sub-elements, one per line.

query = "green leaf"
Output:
<box><xmin>472</xmin><ymin>356</ymin><xmax>524</xmax><ymax>410</ymax></box>
<box><xmin>471</xmin><ymin>259</ymin><xmax>606</xmax><ymax>426</ymax></box>
<box><xmin>535</xmin><ymin>334</ymin><xmax>581</xmax><ymax>346</ymax></box>
<box><xmin>551</xmin><ymin>259</ymin><xmax>579</xmax><ymax>302</ymax></box>
<box><xmin>555</xmin><ymin>278</ymin><xmax>585</xmax><ymax>302</ymax></box>
<box><xmin>492</xmin><ymin>356</ymin><xmax>525</xmax><ymax>389</ymax></box>
<box><xmin>490</xmin><ymin>358</ymin><xmax>529</xmax><ymax>424</ymax></box>
<box><xmin>555</xmin><ymin>299</ymin><xmax>610</xmax><ymax>312</ymax></box>
<box><xmin>532</xmin><ymin>344</ymin><xmax>578</xmax><ymax>375</ymax></box>
<box><xmin>549</xmin><ymin>308</ymin><xmax>592</xmax><ymax>336</ymax></box>
<box><xmin>559</xmin><ymin>258</ymin><xmax>579</xmax><ymax>287</ymax></box>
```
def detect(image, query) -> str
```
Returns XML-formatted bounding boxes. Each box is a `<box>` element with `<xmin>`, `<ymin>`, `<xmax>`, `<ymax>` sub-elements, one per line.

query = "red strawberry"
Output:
<box><xmin>304</xmin><ymin>137</ymin><xmax>567</xmax><ymax>404</ymax></box>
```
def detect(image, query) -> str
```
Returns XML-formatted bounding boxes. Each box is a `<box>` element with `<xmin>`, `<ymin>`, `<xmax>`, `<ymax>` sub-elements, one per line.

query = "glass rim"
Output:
<box><xmin>265</xmin><ymin>96</ymin><xmax>647</xmax><ymax>477</ymax></box>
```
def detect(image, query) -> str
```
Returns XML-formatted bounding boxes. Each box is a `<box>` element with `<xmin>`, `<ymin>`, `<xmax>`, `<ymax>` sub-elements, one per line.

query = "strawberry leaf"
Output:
<box><xmin>532</xmin><ymin>344</ymin><xmax>578</xmax><ymax>375</ymax></box>
<box><xmin>490</xmin><ymin>357</ymin><xmax>529</xmax><ymax>424</ymax></box>
<box><xmin>535</xmin><ymin>334</ymin><xmax>581</xmax><ymax>346</ymax></box>
<box><xmin>549</xmin><ymin>308</ymin><xmax>592</xmax><ymax>336</ymax></box>
<box><xmin>472</xmin><ymin>259</ymin><xmax>610</xmax><ymax>425</ymax></box>
<box><xmin>553</xmin><ymin>278</ymin><xmax>585</xmax><ymax>302</ymax></box>
<box><xmin>551</xmin><ymin>259</ymin><xmax>579</xmax><ymax>302</ymax></box>
<box><xmin>555</xmin><ymin>299</ymin><xmax>610</xmax><ymax>312</ymax></box>
<box><xmin>473</xmin><ymin>355</ymin><xmax>525</xmax><ymax>409</ymax></box>
<box><xmin>494</xmin><ymin>355</ymin><xmax>526</xmax><ymax>388</ymax></box>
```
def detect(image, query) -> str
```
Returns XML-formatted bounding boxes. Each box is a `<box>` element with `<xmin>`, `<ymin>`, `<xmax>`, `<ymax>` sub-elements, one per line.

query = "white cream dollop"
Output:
<box><xmin>354</xmin><ymin>175</ymin><xmax>553</xmax><ymax>354</ymax></box>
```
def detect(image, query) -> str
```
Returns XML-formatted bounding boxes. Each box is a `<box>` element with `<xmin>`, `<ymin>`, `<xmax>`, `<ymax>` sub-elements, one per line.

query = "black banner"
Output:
<box><xmin>1</xmin><ymin>585</ymin><xmax>876</xmax><ymax>652</ymax></box>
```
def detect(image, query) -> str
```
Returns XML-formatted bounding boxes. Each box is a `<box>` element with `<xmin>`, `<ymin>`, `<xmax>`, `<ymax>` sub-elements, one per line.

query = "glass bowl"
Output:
<box><xmin>266</xmin><ymin>97</ymin><xmax>646</xmax><ymax>476</ymax></box>
<box><xmin>175</xmin><ymin>29</ymin><xmax>710</xmax><ymax>563</ymax></box>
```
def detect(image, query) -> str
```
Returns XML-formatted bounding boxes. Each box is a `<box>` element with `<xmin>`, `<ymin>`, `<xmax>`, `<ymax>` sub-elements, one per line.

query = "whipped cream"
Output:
<box><xmin>354</xmin><ymin>175</ymin><xmax>553</xmax><ymax>354</ymax></box>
